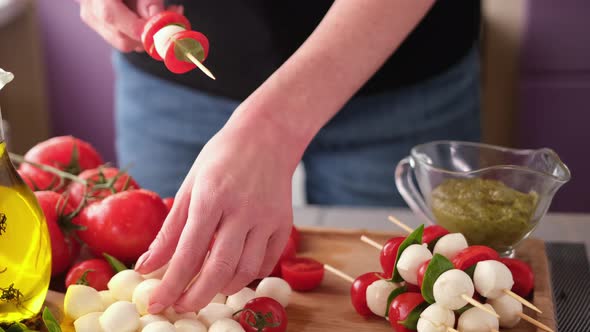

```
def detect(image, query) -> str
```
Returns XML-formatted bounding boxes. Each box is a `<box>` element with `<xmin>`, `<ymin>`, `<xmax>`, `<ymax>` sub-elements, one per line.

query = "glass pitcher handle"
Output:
<box><xmin>394</xmin><ymin>157</ymin><xmax>435</xmax><ymax>224</ymax></box>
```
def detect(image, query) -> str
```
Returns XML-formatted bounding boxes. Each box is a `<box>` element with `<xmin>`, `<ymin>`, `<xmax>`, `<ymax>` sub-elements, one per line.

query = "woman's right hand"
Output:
<box><xmin>78</xmin><ymin>0</ymin><xmax>182</xmax><ymax>52</ymax></box>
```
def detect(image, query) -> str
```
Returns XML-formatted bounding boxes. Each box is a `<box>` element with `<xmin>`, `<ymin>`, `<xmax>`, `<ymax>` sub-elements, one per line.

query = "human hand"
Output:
<box><xmin>78</xmin><ymin>0</ymin><xmax>183</xmax><ymax>52</ymax></box>
<box><xmin>134</xmin><ymin>119</ymin><xmax>297</xmax><ymax>313</ymax></box>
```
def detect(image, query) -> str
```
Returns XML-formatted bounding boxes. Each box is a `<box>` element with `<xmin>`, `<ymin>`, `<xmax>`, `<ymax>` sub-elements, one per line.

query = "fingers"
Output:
<box><xmin>147</xmin><ymin>189</ymin><xmax>223</xmax><ymax>313</ymax></box>
<box><xmin>221</xmin><ymin>227</ymin><xmax>270</xmax><ymax>295</ymax></box>
<box><xmin>136</xmin><ymin>0</ymin><xmax>165</xmax><ymax>18</ymax></box>
<box><xmin>259</xmin><ymin>227</ymin><xmax>291</xmax><ymax>278</ymax></box>
<box><xmin>173</xmin><ymin>219</ymin><xmax>249</xmax><ymax>312</ymax></box>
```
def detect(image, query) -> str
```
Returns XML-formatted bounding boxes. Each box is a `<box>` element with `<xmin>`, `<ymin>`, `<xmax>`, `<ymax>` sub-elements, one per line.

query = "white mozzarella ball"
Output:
<box><xmin>417</xmin><ymin>318</ymin><xmax>446</xmax><ymax>332</ymax></box>
<box><xmin>73</xmin><ymin>312</ymin><xmax>103</xmax><ymax>332</ymax></box>
<box><xmin>366</xmin><ymin>279</ymin><xmax>400</xmax><ymax>317</ymax></box>
<box><xmin>98</xmin><ymin>290</ymin><xmax>116</xmax><ymax>309</ymax></box>
<box><xmin>107</xmin><ymin>269</ymin><xmax>144</xmax><ymax>301</ymax></box>
<box><xmin>457</xmin><ymin>304</ymin><xmax>500</xmax><ymax>332</ymax></box>
<box><xmin>196</xmin><ymin>303</ymin><xmax>233</xmax><ymax>327</ymax></box>
<box><xmin>488</xmin><ymin>293</ymin><xmax>523</xmax><ymax>328</ymax></box>
<box><xmin>99</xmin><ymin>301</ymin><xmax>140</xmax><ymax>332</ymax></box>
<box><xmin>433</xmin><ymin>269</ymin><xmax>474</xmax><ymax>310</ymax></box>
<box><xmin>132</xmin><ymin>279</ymin><xmax>161</xmax><ymax>315</ymax></box>
<box><xmin>174</xmin><ymin>319</ymin><xmax>208</xmax><ymax>332</ymax></box>
<box><xmin>153</xmin><ymin>25</ymin><xmax>186</xmax><ymax>58</ymax></box>
<box><xmin>212</xmin><ymin>293</ymin><xmax>228</xmax><ymax>304</ymax></box>
<box><xmin>474</xmin><ymin>260</ymin><xmax>514</xmax><ymax>299</ymax></box>
<box><xmin>163</xmin><ymin>307</ymin><xmax>198</xmax><ymax>322</ymax></box>
<box><xmin>141</xmin><ymin>262</ymin><xmax>169</xmax><ymax>279</ymax></box>
<box><xmin>396</xmin><ymin>244</ymin><xmax>433</xmax><ymax>285</ymax></box>
<box><xmin>420</xmin><ymin>303</ymin><xmax>455</xmax><ymax>327</ymax></box>
<box><xmin>226</xmin><ymin>287</ymin><xmax>256</xmax><ymax>312</ymax></box>
<box><xmin>141</xmin><ymin>321</ymin><xmax>176</xmax><ymax>332</ymax></box>
<box><xmin>139</xmin><ymin>315</ymin><xmax>168</xmax><ymax>330</ymax></box>
<box><xmin>432</xmin><ymin>233</ymin><xmax>468</xmax><ymax>260</ymax></box>
<box><xmin>255</xmin><ymin>277</ymin><xmax>292</xmax><ymax>307</ymax></box>
<box><xmin>208</xmin><ymin>318</ymin><xmax>246</xmax><ymax>332</ymax></box>
<box><xmin>64</xmin><ymin>285</ymin><xmax>104</xmax><ymax>320</ymax></box>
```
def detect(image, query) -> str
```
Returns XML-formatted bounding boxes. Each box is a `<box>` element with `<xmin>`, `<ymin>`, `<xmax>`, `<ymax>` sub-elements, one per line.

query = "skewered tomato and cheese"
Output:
<box><xmin>488</xmin><ymin>293</ymin><xmax>523</xmax><ymax>328</ymax></box>
<box><xmin>473</xmin><ymin>260</ymin><xmax>515</xmax><ymax>299</ymax></box>
<box><xmin>457</xmin><ymin>304</ymin><xmax>500</xmax><ymax>332</ymax></box>
<box><xmin>431</xmin><ymin>233</ymin><xmax>468</xmax><ymax>260</ymax></box>
<box><xmin>416</xmin><ymin>303</ymin><xmax>455</xmax><ymax>332</ymax></box>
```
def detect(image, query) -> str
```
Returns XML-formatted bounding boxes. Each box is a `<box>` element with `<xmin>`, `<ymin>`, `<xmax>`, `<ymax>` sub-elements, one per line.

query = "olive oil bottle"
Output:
<box><xmin>0</xmin><ymin>69</ymin><xmax>51</xmax><ymax>323</ymax></box>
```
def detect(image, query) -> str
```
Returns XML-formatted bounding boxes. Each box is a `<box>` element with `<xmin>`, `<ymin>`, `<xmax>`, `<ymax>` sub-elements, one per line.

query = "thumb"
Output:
<box><xmin>136</xmin><ymin>0</ymin><xmax>165</xmax><ymax>18</ymax></box>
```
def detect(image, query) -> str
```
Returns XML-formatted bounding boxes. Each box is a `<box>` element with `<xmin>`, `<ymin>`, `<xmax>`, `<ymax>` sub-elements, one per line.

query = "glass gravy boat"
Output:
<box><xmin>395</xmin><ymin>141</ymin><xmax>571</xmax><ymax>257</ymax></box>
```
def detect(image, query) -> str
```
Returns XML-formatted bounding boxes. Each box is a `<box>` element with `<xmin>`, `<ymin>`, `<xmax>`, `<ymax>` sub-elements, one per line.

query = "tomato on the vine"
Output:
<box><xmin>67</xmin><ymin>167</ymin><xmax>139</xmax><ymax>208</ymax></box>
<box><xmin>380</xmin><ymin>236</ymin><xmax>405</xmax><ymax>278</ymax></box>
<box><xmin>280</xmin><ymin>257</ymin><xmax>324</xmax><ymax>291</ymax></box>
<box><xmin>350</xmin><ymin>272</ymin><xmax>384</xmax><ymax>317</ymax></box>
<box><xmin>270</xmin><ymin>238</ymin><xmax>296</xmax><ymax>277</ymax></box>
<box><xmin>499</xmin><ymin>257</ymin><xmax>535</xmax><ymax>297</ymax></box>
<box><xmin>65</xmin><ymin>258</ymin><xmax>114</xmax><ymax>291</ymax></box>
<box><xmin>238</xmin><ymin>297</ymin><xmax>287</xmax><ymax>332</ymax></box>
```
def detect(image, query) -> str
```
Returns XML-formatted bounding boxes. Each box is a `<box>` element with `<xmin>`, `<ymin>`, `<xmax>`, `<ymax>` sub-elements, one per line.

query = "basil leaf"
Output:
<box><xmin>399</xmin><ymin>301</ymin><xmax>429</xmax><ymax>330</ymax></box>
<box><xmin>103</xmin><ymin>253</ymin><xmax>127</xmax><ymax>273</ymax></box>
<box><xmin>391</xmin><ymin>224</ymin><xmax>424</xmax><ymax>282</ymax></box>
<box><xmin>455</xmin><ymin>304</ymin><xmax>473</xmax><ymax>315</ymax></box>
<box><xmin>0</xmin><ymin>327</ymin><xmax>5</xmax><ymax>332</ymax></box>
<box><xmin>464</xmin><ymin>264</ymin><xmax>477</xmax><ymax>279</ymax></box>
<box><xmin>385</xmin><ymin>285</ymin><xmax>408</xmax><ymax>317</ymax></box>
<box><xmin>173</xmin><ymin>38</ymin><xmax>205</xmax><ymax>62</ymax></box>
<box><xmin>42</xmin><ymin>307</ymin><xmax>62</xmax><ymax>332</ymax></box>
<box><xmin>421</xmin><ymin>254</ymin><xmax>454</xmax><ymax>303</ymax></box>
<box><xmin>5</xmin><ymin>323</ymin><xmax>27</xmax><ymax>332</ymax></box>
<box><xmin>427</xmin><ymin>235</ymin><xmax>443</xmax><ymax>252</ymax></box>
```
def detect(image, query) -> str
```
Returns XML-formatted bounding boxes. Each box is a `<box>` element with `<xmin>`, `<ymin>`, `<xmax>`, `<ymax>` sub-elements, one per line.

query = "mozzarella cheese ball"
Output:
<box><xmin>474</xmin><ymin>260</ymin><xmax>514</xmax><ymax>299</ymax></box>
<box><xmin>174</xmin><ymin>319</ymin><xmax>208</xmax><ymax>332</ymax></box>
<box><xmin>397</xmin><ymin>244</ymin><xmax>433</xmax><ymax>285</ymax></box>
<box><xmin>139</xmin><ymin>315</ymin><xmax>168</xmax><ymax>329</ymax></box>
<box><xmin>107</xmin><ymin>270</ymin><xmax>144</xmax><ymax>301</ymax></box>
<box><xmin>141</xmin><ymin>321</ymin><xmax>176</xmax><ymax>332</ymax></box>
<box><xmin>163</xmin><ymin>307</ymin><xmax>198</xmax><ymax>322</ymax></box>
<box><xmin>420</xmin><ymin>303</ymin><xmax>455</xmax><ymax>327</ymax></box>
<box><xmin>457</xmin><ymin>304</ymin><xmax>500</xmax><ymax>332</ymax></box>
<box><xmin>432</xmin><ymin>233</ymin><xmax>468</xmax><ymax>260</ymax></box>
<box><xmin>73</xmin><ymin>312</ymin><xmax>103</xmax><ymax>332</ymax></box>
<box><xmin>98</xmin><ymin>290</ymin><xmax>116</xmax><ymax>309</ymax></box>
<box><xmin>432</xmin><ymin>269</ymin><xmax>474</xmax><ymax>310</ymax></box>
<box><xmin>366</xmin><ymin>279</ymin><xmax>400</xmax><ymax>317</ymax></box>
<box><xmin>488</xmin><ymin>293</ymin><xmax>523</xmax><ymax>328</ymax></box>
<box><xmin>226</xmin><ymin>287</ymin><xmax>256</xmax><ymax>312</ymax></box>
<box><xmin>64</xmin><ymin>285</ymin><xmax>104</xmax><ymax>320</ymax></box>
<box><xmin>255</xmin><ymin>277</ymin><xmax>292</xmax><ymax>307</ymax></box>
<box><xmin>99</xmin><ymin>301</ymin><xmax>140</xmax><ymax>332</ymax></box>
<box><xmin>208</xmin><ymin>318</ymin><xmax>246</xmax><ymax>332</ymax></box>
<box><xmin>196</xmin><ymin>303</ymin><xmax>234</xmax><ymax>327</ymax></box>
<box><xmin>132</xmin><ymin>279</ymin><xmax>161</xmax><ymax>315</ymax></box>
<box><xmin>212</xmin><ymin>293</ymin><xmax>228</xmax><ymax>304</ymax></box>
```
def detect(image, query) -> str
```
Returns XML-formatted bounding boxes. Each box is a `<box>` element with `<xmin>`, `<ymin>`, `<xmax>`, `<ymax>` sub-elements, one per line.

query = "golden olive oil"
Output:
<box><xmin>0</xmin><ymin>141</ymin><xmax>52</xmax><ymax>323</ymax></box>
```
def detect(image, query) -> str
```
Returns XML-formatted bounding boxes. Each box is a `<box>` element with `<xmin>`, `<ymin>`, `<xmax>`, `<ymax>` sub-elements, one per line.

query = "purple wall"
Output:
<box><xmin>37</xmin><ymin>0</ymin><xmax>116</xmax><ymax>163</ymax></box>
<box><xmin>516</xmin><ymin>0</ymin><xmax>590</xmax><ymax>212</ymax></box>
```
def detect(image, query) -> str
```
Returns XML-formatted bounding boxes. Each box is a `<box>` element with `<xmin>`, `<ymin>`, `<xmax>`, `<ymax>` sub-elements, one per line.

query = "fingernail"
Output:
<box><xmin>135</xmin><ymin>251</ymin><xmax>151</xmax><ymax>272</ymax></box>
<box><xmin>148</xmin><ymin>302</ymin><xmax>165</xmax><ymax>314</ymax></box>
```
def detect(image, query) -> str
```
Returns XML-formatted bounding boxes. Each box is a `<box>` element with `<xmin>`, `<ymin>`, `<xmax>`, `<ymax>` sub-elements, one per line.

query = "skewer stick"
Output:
<box><xmin>360</xmin><ymin>235</ymin><xmax>384</xmax><ymax>250</ymax></box>
<box><xmin>503</xmin><ymin>289</ymin><xmax>542</xmax><ymax>314</ymax></box>
<box><xmin>517</xmin><ymin>312</ymin><xmax>554</xmax><ymax>332</ymax></box>
<box><xmin>324</xmin><ymin>264</ymin><xmax>355</xmax><ymax>283</ymax></box>
<box><xmin>460</xmin><ymin>294</ymin><xmax>500</xmax><ymax>318</ymax></box>
<box><xmin>387</xmin><ymin>215</ymin><xmax>414</xmax><ymax>234</ymax></box>
<box><xmin>186</xmin><ymin>53</ymin><xmax>216</xmax><ymax>80</ymax></box>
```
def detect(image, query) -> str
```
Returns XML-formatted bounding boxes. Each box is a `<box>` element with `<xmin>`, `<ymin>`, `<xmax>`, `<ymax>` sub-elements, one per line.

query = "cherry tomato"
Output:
<box><xmin>290</xmin><ymin>225</ymin><xmax>301</xmax><ymax>251</ymax></box>
<box><xmin>452</xmin><ymin>245</ymin><xmax>500</xmax><ymax>270</ymax></box>
<box><xmin>35</xmin><ymin>191</ymin><xmax>81</xmax><ymax>276</ymax></box>
<box><xmin>380</xmin><ymin>236</ymin><xmax>405</xmax><ymax>278</ymax></box>
<box><xmin>164</xmin><ymin>30</ymin><xmax>210</xmax><ymax>74</ymax></box>
<box><xmin>280</xmin><ymin>257</ymin><xmax>324</xmax><ymax>291</ymax></box>
<box><xmin>270</xmin><ymin>238</ymin><xmax>297</xmax><ymax>277</ymax></box>
<box><xmin>422</xmin><ymin>225</ymin><xmax>449</xmax><ymax>246</ymax></box>
<box><xmin>388</xmin><ymin>292</ymin><xmax>426</xmax><ymax>332</ymax></box>
<box><xmin>75</xmin><ymin>189</ymin><xmax>167</xmax><ymax>264</ymax></box>
<box><xmin>238</xmin><ymin>297</ymin><xmax>287</xmax><ymax>332</ymax></box>
<box><xmin>350</xmin><ymin>272</ymin><xmax>384</xmax><ymax>317</ymax></box>
<box><xmin>65</xmin><ymin>258</ymin><xmax>114</xmax><ymax>291</ymax></box>
<box><xmin>416</xmin><ymin>259</ymin><xmax>431</xmax><ymax>289</ymax></box>
<box><xmin>405</xmin><ymin>283</ymin><xmax>421</xmax><ymax>293</ymax></box>
<box><xmin>499</xmin><ymin>258</ymin><xmax>535</xmax><ymax>297</ymax></box>
<box><xmin>18</xmin><ymin>168</ymin><xmax>52</xmax><ymax>191</ymax></box>
<box><xmin>141</xmin><ymin>11</ymin><xmax>191</xmax><ymax>61</ymax></box>
<box><xmin>67</xmin><ymin>167</ymin><xmax>139</xmax><ymax>208</ymax></box>
<box><xmin>162</xmin><ymin>197</ymin><xmax>174</xmax><ymax>212</ymax></box>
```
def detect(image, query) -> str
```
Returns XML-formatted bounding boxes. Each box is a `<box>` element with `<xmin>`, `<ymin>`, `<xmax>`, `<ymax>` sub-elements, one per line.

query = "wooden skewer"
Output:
<box><xmin>324</xmin><ymin>264</ymin><xmax>355</xmax><ymax>283</ymax></box>
<box><xmin>503</xmin><ymin>289</ymin><xmax>542</xmax><ymax>314</ymax></box>
<box><xmin>186</xmin><ymin>53</ymin><xmax>216</xmax><ymax>80</ymax></box>
<box><xmin>517</xmin><ymin>312</ymin><xmax>554</xmax><ymax>332</ymax></box>
<box><xmin>461</xmin><ymin>294</ymin><xmax>500</xmax><ymax>318</ymax></box>
<box><xmin>387</xmin><ymin>215</ymin><xmax>414</xmax><ymax>233</ymax></box>
<box><xmin>360</xmin><ymin>235</ymin><xmax>384</xmax><ymax>250</ymax></box>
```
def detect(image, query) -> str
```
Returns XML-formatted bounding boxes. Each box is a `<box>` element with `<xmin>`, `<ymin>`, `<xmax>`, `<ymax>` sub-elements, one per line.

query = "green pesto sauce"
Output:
<box><xmin>431</xmin><ymin>178</ymin><xmax>538</xmax><ymax>251</ymax></box>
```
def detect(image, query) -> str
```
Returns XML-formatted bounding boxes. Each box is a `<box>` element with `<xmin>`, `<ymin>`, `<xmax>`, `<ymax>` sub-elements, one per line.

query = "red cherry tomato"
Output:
<box><xmin>422</xmin><ymin>225</ymin><xmax>450</xmax><ymax>245</ymax></box>
<box><xmin>499</xmin><ymin>258</ymin><xmax>535</xmax><ymax>297</ymax></box>
<box><xmin>280</xmin><ymin>257</ymin><xmax>324</xmax><ymax>291</ymax></box>
<box><xmin>452</xmin><ymin>245</ymin><xmax>500</xmax><ymax>270</ymax></box>
<box><xmin>67</xmin><ymin>167</ymin><xmax>139</xmax><ymax>208</ymax></box>
<box><xmin>141</xmin><ymin>11</ymin><xmax>191</xmax><ymax>61</ymax></box>
<box><xmin>238</xmin><ymin>297</ymin><xmax>287</xmax><ymax>332</ymax></box>
<box><xmin>270</xmin><ymin>238</ymin><xmax>296</xmax><ymax>277</ymax></box>
<box><xmin>416</xmin><ymin>259</ymin><xmax>431</xmax><ymax>289</ymax></box>
<box><xmin>388</xmin><ymin>292</ymin><xmax>426</xmax><ymax>332</ymax></box>
<box><xmin>380</xmin><ymin>236</ymin><xmax>405</xmax><ymax>278</ymax></box>
<box><xmin>164</xmin><ymin>30</ymin><xmax>210</xmax><ymax>74</ymax></box>
<box><xmin>405</xmin><ymin>283</ymin><xmax>421</xmax><ymax>293</ymax></box>
<box><xmin>162</xmin><ymin>197</ymin><xmax>174</xmax><ymax>212</ymax></box>
<box><xmin>350</xmin><ymin>272</ymin><xmax>384</xmax><ymax>317</ymax></box>
<box><xmin>290</xmin><ymin>225</ymin><xmax>301</xmax><ymax>251</ymax></box>
<box><xmin>65</xmin><ymin>258</ymin><xmax>114</xmax><ymax>291</ymax></box>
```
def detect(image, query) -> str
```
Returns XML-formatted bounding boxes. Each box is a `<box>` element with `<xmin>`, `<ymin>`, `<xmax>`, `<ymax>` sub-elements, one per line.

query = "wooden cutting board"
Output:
<box><xmin>44</xmin><ymin>227</ymin><xmax>556</xmax><ymax>332</ymax></box>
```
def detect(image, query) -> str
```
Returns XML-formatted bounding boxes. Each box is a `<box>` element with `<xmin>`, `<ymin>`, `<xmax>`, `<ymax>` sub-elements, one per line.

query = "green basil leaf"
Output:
<box><xmin>455</xmin><ymin>304</ymin><xmax>473</xmax><ymax>315</ymax></box>
<box><xmin>103</xmin><ymin>253</ymin><xmax>127</xmax><ymax>273</ymax></box>
<box><xmin>0</xmin><ymin>326</ymin><xmax>5</xmax><ymax>332</ymax></box>
<box><xmin>385</xmin><ymin>285</ymin><xmax>408</xmax><ymax>317</ymax></box>
<box><xmin>427</xmin><ymin>235</ymin><xmax>443</xmax><ymax>252</ymax></box>
<box><xmin>399</xmin><ymin>301</ymin><xmax>430</xmax><ymax>330</ymax></box>
<box><xmin>173</xmin><ymin>38</ymin><xmax>205</xmax><ymax>63</ymax></box>
<box><xmin>6</xmin><ymin>323</ymin><xmax>27</xmax><ymax>332</ymax></box>
<box><xmin>42</xmin><ymin>307</ymin><xmax>62</xmax><ymax>332</ymax></box>
<box><xmin>421</xmin><ymin>254</ymin><xmax>454</xmax><ymax>303</ymax></box>
<box><xmin>464</xmin><ymin>264</ymin><xmax>477</xmax><ymax>279</ymax></box>
<box><xmin>391</xmin><ymin>224</ymin><xmax>424</xmax><ymax>282</ymax></box>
